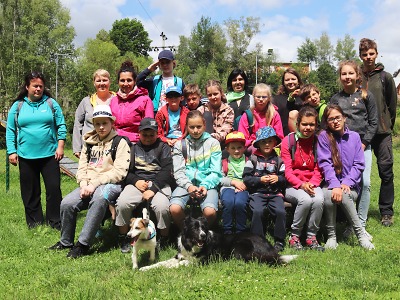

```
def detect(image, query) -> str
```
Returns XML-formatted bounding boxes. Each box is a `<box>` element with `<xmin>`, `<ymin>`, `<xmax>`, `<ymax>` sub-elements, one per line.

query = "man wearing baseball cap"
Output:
<box><xmin>136</xmin><ymin>49</ymin><xmax>185</xmax><ymax>113</ymax></box>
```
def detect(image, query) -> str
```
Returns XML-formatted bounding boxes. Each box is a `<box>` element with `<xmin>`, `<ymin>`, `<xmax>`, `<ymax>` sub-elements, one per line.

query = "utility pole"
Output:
<box><xmin>150</xmin><ymin>32</ymin><xmax>177</xmax><ymax>52</ymax></box>
<box><xmin>54</xmin><ymin>52</ymin><xmax>71</xmax><ymax>100</ymax></box>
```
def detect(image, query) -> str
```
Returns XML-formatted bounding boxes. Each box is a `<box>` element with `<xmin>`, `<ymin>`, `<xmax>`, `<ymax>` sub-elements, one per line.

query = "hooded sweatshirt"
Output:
<box><xmin>77</xmin><ymin>129</ymin><xmax>131</xmax><ymax>189</ymax></box>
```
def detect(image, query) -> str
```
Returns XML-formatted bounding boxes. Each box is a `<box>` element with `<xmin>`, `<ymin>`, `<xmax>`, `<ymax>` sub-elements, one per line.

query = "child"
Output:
<box><xmin>49</xmin><ymin>105</ymin><xmax>131</xmax><ymax>258</ymax></box>
<box><xmin>170</xmin><ymin>110</ymin><xmax>222</xmax><ymax>230</ymax></box>
<box><xmin>238</xmin><ymin>83</ymin><xmax>283</xmax><ymax>152</ymax></box>
<box><xmin>115</xmin><ymin>118</ymin><xmax>173</xmax><ymax>252</ymax></box>
<box><xmin>155</xmin><ymin>86</ymin><xmax>189</xmax><ymax>147</ymax></box>
<box><xmin>317</xmin><ymin>104</ymin><xmax>375</xmax><ymax>250</ymax></box>
<box><xmin>220</xmin><ymin>131</ymin><xmax>249</xmax><ymax>234</ymax></box>
<box><xmin>281</xmin><ymin>106</ymin><xmax>324</xmax><ymax>251</ymax></box>
<box><xmin>136</xmin><ymin>49</ymin><xmax>185</xmax><ymax>113</ymax></box>
<box><xmin>243</xmin><ymin>126</ymin><xmax>286</xmax><ymax>252</ymax></box>
<box><xmin>183</xmin><ymin>83</ymin><xmax>203</xmax><ymax>110</ymax></box>
<box><xmin>299</xmin><ymin>84</ymin><xmax>327</xmax><ymax>127</ymax></box>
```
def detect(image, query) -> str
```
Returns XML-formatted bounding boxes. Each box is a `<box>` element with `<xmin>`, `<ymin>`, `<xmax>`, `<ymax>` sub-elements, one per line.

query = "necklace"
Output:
<box><xmin>298</xmin><ymin>142</ymin><xmax>312</xmax><ymax>167</ymax></box>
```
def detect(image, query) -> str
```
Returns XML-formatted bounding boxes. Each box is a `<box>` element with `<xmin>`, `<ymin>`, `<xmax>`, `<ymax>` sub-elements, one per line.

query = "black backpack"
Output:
<box><xmin>86</xmin><ymin>135</ymin><xmax>131</xmax><ymax>163</ymax></box>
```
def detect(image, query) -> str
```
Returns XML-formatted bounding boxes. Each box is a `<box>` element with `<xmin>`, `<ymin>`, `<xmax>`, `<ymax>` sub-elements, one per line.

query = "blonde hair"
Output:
<box><xmin>252</xmin><ymin>83</ymin><xmax>275</xmax><ymax>126</ymax></box>
<box><xmin>338</xmin><ymin>60</ymin><xmax>367</xmax><ymax>100</ymax></box>
<box><xmin>205</xmin><ymin>80</ymin><xmax>227</xmax><ymax>103</ymax></box>
<box><xmin>92</xmin><ymin>69</ymin><xmax>110</xmax><ymax>82</ymax></box>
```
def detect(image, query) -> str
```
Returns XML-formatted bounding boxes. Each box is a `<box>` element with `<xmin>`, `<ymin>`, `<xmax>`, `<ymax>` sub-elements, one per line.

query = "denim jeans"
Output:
<box><xmin>357</xmin><ymin>145</ymin><xmax>372</xmax><ymax>227</ymax></box>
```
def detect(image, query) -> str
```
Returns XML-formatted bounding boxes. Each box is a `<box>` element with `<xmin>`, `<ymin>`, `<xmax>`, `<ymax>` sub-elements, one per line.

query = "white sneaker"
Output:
<box><xmin>343</xmin><ymin>226</ymin><xmax>354</xmax><ymax>240</ymax></box>
<box><xmin>325</xmin><ymin>237</ymin><xmax>338</xmax><ymax>250</ymax></box>
<box><xmin>363</xmin><ymin>229</ymin><xmax>373</xmax><ymax>242</ymax></box>
<box><xmin>359</xmin><ymin>237</ymin><xmax>375</xmax><ymax>250</ymax></box>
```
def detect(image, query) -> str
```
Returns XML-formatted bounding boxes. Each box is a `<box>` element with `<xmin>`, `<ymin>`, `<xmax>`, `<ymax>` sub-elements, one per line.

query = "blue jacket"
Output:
<box><xmin>6</xmin><ymin>95</ymin><xmax>67</xmax><ymax>159</ymax></box>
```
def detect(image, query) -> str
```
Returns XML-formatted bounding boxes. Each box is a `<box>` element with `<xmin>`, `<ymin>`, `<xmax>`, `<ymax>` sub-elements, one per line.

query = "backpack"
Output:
<box><xmin>151</xmin><ymin>75</ymin><xmax>184</xmax><ymax>111</ymax></box>
<box><xmin>287</xmin><ymin>132</ymin><xmax>317</xmax><ymax>163</ymax></box>
<box><xmin>233</xmin><ymin>109</ymin><xmax>254</xmax><ymax>135</ymax></box>
<box><xmin>222</xmin><ymin>155</ymin><xmax>257</xmax><ymax>175</ymax></box>
<box><xmin>86</xmin><ymin>135</ymin><xmax>131</xmax><ymax>164</ymax></box>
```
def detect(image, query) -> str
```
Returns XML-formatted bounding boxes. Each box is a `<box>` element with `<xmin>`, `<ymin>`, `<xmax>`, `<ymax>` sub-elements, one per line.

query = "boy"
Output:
<box><xmin>49</xmin><ymin>105</ymin><xmax>131</xmax><ymax>258</ymax></box>
<box><xmin>299</xmin><ymin>84</ymin><xmax>327</xmax><ymax>125</ymax></box>
<box><xmin>183</xmin><ymin>83</ymin><xmax>203</xmax><ymax>110</ymax></box>
<box><xmin>359</xmin><ymin>38</ymin><xmax>397</xmax><ymax>227</ymax></box>
<box><xmin>220</xmin><ymin>131</ymin><xmax>249</xmax><ymax>234</ymax></box>
<box><xmin>155</xmin><ymin>86</ymin><xmax>189</xmax><ymax>147</ymax></box>
<box><xmin>115</xmin><ymin>118</ymin><xmax>173</xmax><ymax>252</ymax></box>
<box><xmin>243</xmin><ymin>126</ymin><xmax>286</xmax><ymax>252</ymax></box>
<box><xmin>136</xmin><ymin>49</ymin><xmax>185</xmax><ymax>113</ymax></box>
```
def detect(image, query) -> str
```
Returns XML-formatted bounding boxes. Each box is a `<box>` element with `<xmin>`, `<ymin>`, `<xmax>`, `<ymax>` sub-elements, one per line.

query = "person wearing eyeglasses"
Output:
<box><xmin>238</xmin><ymin>83</ymin><xmax>283</xmax><ymax>153</ymax></box>
<box><xmin>329</xmin><ymin>60</ymin><xmax>377</xmax><ymax>242</ymax></box>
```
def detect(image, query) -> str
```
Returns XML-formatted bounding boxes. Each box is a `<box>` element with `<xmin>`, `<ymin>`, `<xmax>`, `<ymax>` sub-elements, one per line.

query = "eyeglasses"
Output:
<box><xmin>327</xmin><ymin>116</ymin><xmax>343</xmax><ymax>123</ymax></box>
<box><xmin>254</xmin><ymin>95</ymin><xmax>270</xmax><ymax>99</ymax></box>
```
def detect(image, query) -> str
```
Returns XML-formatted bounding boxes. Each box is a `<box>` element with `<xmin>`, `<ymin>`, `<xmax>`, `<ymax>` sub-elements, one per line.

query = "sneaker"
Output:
<box><xmin>289</xmin><ymin>235</ymin><xmax>303</xmax><ymax>250</ymax></box>
<box><xmin>305</xmin><ymin>235</ymin><xmax>325</xmax><ymax>251</ymax></box>
<box><xmin>381</xmin><ymin>215</ymin><xmax>393</xmax><ymax>227</ymax></box>
<box><xmin>119</xmin><ymin>235</ymin><xmax>131</xmax><ymax>254</ymax></box>
<box><xmin>274</xmin><ymin>241</ymin><xmax>285</xmax><ymax>252</ymax></box>
<box><xmin>67</xmin><ymin>242</ymin><xmax>89</xmax><ymax>258</ymax></box>
<box><xmin>358</xmin><ymin>237</ymin><xmax>375</xmax><ymax>250</ymax></box>
<box><xmin>363</xmin><ymin>229</ymin><xmax>373</xmax><ymax>242</ymax></box>
<box><xmin>343</xmin><ymin>226</ymin><xmax>354</xmax><ymax>240</ymax></box>
<box><xmin>48</xmin><ymin>241</ymin><xmax>73</xmax><ymax>250</ymax></box>
<box><xmin>325</xmin><ymin>237</ymin><xmax>338</xmax><ymax>250</ymax></box>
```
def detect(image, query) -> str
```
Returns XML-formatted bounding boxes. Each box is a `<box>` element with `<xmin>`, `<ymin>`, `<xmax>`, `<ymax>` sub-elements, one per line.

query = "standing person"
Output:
<box><xmin>272</xmin><ymin>68</ymin><xmax>303</xmax><ymax>135</ymax></box>
<box><xmin>243</xmin><ymin>127</ymin><xmax>287</xmax><ymax>252</ymax></box>
<box><xmin>183</xmin><ymin>83</ymin><xmax>203</xmax><ymax>111</ymax></box>
<box><xmin>317</xmin><ymin>104</ymin><xmax>375</xmax><ymax>250</ymax></box>
<box><xmin>298</xmin><ymin>84</ymin><xmax>327</xmax><ymax>129</ymax></box>
<box><xmin>238</xmin><ymin>83</ymin><xmax>283</xmax><ymax>152</ymax></box>
<box><xmin>169</xmin><ymin>110</ymin><xmax>222</xmax><ymax>230</ymax></box>
<box><xmin>6</xmin><ymin>71</ymin><xmax>67</xmax><ymax>230</ymax></box>
<box><xmin>72</xmin><ymin>69</ymin><xmax>115</xmax><ymax>158</ymax></box>
<box><xmin>49</xmin><ymin>105</ymin><xmax>131</xmax><ymax>258</ymax></box>
<box><xmin>110</xmin><ymin>60</ymin><xmax>154</xmax><ymax>143</ymax></box>
<box><xmin>226</xmin><ymin>68</ymin><xmax>254</xmax><ymax>119</ymax></box>
<box><xmin>330</xmin><ymin>60</ymin><xmax>378</xmax><ymax>239</ymax></box>
<box><xmin>197</xmin><ymin>79</ymin><xmax>234</xmax><ymax>149</ymax></box>
<box><xmin>281</xmin><ymin>106</ymin><xmax>324</xmax><ymax>251</ymax></box>
<box><xmin>359</xmin><ymin>38</ymin><xmax>397</xmax><ymax>227</ymax></box>
<box><xmin>136</xmin><ymin>49</ymin><xmax>185</xmax><ymax>113</ymax></box>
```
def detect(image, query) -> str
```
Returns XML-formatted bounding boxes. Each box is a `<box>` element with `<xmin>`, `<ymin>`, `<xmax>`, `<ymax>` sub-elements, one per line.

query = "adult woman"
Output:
<box><xmin>281</xmin><ymin>106</ymin><xmax>324</xmax><ymax>251</ymax></box>
<box><xmin>110</xmin><ymin>60</ymin><xmax>154</xmax><ymax>142</ymax></box>
<box><xmin>72</xmin><ymin>69</ymin><xmax>115</xmax><ymax>158</ymax></box>
<box><xmin>330</xmin><ymin>60</ymin><xmax>377</xmax><ymax>240</ymax></box>
<box><xmin>317</xmin><ymin>104</ymin><xmax>375</xmax><ymax>250</ymax></box>
<box><xmin>6</xmin><ymin>71</ymin><xmax>67</xmax><ymax>229</ymax></box>
<box><xmin>226</xmin><ymin>69</ymin><xmax>254</xmax><ymax>119</ymax></box>
<box><xmin>273</xmin><ymin>68</ymin><xmax>303</xmax><ymax>135</ymax></box>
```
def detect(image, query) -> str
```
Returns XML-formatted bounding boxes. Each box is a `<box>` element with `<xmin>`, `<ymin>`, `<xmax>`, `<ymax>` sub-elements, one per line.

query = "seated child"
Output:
<box><xmin>170</xmin><ymin>110</ymin><xmax>222</xmax><ymax>230</ymax></box>
<box><xmin>220</xmin><ymin>131</ymin><xmax>249</xmax><ymax>234</ymax></box>
<box><xmin>243</xmin><ymin>126</ymin><xmax>287</xmax><ymax>252</ymax></box>
<box><xmin>115</xmin><ymin>118</ymin><xmax>173</xmax><ymax>252</ymax></box>
<box><xmin>155</xmin><ymin>86</ymin><xmax>189</xmax><ymax>147</ymax></box>
<box><xmin>49</xmin><ymin>105</ymin><xmax>131</xmax><ymax>258</ymax></box>
<box><xmin>183</xmin><ymin>83</ymin><xmax>203</xmax><ymax>110</ymax></box>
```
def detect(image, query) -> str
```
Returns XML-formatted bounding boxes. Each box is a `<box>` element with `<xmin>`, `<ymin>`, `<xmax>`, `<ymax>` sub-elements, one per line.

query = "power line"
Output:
<box><xmin>137</xmin><ymin>0</ymin><xmax>161</xmax><ymax>33</ymax></box>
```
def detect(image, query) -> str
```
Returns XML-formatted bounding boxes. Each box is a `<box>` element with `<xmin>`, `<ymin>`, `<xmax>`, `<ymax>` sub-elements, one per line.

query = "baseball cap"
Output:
<box><xmin>166</xmin><ymin>86</ymin><xmax>183</xmax><ymax>98</ymax></box>
<box><xmin>158</xmin><ymin>49</ymin><xmax>174</xmax><ymax>61</ymax></box>
<box><xmin>253</xmin><ymin>126</ymin><xmax>281</xmax><ymax>148</ymax></box>
<box><xmin>225</xmin><ymin>131</ymin><xmax>246</xmax><ymax>145</ymax></box>
<box><xmin>92</xmin><ymin>105</ymin><xmax>116</xmax><ymax>121</ymax></box>
<box><xmin>139</xmin><ymin>117</ymin><xmax>158</xmax><ymax>131</ymax></box>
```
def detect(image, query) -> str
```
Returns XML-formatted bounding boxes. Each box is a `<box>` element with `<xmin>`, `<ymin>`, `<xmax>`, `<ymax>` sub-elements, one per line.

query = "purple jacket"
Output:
<box><xmin>317</xmin><ymin>127</ymin><xmax>365</xmax><ymax>193</ymax></box>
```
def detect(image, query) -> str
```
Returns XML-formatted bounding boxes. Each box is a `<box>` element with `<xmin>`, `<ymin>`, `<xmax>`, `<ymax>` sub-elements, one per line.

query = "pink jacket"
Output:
<box><xmin>110</xmin><ymin>87</ymin><xmax>154</xmax><ymax>142</ymax></box>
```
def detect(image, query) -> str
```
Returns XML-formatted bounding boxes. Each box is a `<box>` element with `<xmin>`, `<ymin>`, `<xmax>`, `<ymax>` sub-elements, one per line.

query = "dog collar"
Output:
<box><xmin>147</xmin><ymin>223</ymin><xmax>156</xmax><ymax>240</ymax></box>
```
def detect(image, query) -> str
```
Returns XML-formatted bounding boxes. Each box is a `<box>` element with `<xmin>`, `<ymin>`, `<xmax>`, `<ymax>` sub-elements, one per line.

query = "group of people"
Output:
<box><xmin>5</xmin><ymin>38</ymin><xmax>396</xmax><ymax>258</ymax></box>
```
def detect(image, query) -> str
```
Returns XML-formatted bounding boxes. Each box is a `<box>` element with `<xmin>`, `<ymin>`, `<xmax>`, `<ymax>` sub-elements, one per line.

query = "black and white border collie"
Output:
<box><xmin>140</xmin><ymin>216</ymin><xmax>297</xmax><ymax>271</ymax></box>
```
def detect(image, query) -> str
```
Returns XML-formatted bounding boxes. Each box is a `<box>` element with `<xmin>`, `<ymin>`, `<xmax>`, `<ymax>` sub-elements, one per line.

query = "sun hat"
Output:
<box><xmin>166</xmin><ymin>86</ymin><xmax>183</xmax><ymax>97</ymax></box>
<box><xmin>139</xmin><ymin>117</ymin><xmax>158</xmax><ymax>131</ymax></box>
<box><xmin>253</xmin><ymin>126</ymin><xmax>281</xmax><ymax>148</ymax></box>
<box><xmin>158</xmin><ymin>49</ymin><xmax>175</xmax><ymax>61</ymax></box>
<box><xmin>225</xmin><ymin>131</ymin><xmax>246</xmax><ymax>145</ymax></box>
<box><xmin>92</xmin><ymin>105</ymin><xmax>116</xmax><ymax>121</ymax></box>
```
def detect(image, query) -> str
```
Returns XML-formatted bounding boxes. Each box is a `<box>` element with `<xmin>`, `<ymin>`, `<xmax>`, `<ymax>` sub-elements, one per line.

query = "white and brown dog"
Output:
<box><xmin>127</xmin><ymin>208</ymin><xmax>157</xmax><ymax>269</ymax></box>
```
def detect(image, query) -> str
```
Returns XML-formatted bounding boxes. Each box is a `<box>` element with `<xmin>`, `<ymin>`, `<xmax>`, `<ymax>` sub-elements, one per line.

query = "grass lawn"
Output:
<box><xmin>0</xmin><ymin>148</ymin><xmax>399</xmax><ymax>300</ymax></box>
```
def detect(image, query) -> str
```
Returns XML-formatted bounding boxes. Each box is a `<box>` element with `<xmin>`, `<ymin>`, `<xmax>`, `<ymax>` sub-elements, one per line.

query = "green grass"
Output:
<box><xmin>0</xmin><ymin>148</ymin><xmax>399</xmax><ymax>300</ymax></box>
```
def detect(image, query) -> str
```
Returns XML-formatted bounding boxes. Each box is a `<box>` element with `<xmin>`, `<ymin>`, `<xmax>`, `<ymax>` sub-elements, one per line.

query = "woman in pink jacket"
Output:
<box><xmin>110</xmin><ymin>61</ymin><xmax>154</xmax><ymax>142</ymax></box>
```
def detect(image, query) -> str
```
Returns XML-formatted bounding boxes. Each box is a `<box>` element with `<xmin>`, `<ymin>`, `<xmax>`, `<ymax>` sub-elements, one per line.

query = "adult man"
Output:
<box><xmin>359</xmin><ymin>38</ymin><xmax>397</xmax><ymax>226</ymax></box>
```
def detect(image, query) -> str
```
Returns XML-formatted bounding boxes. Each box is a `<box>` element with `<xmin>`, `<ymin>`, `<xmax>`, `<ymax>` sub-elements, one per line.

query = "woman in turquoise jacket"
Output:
<box><xmin>6</xmin><ymin>71</ymin><xmax>67</xmax><ymax>230</ymax></box>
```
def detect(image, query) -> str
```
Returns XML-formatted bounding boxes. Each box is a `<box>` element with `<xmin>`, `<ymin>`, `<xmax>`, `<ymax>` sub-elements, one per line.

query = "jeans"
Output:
<box><xmin>220</xmin><ymin>188</ymin><xmax>249</xmax><ymax>234</ymax></box>
<box><xmin>357</xmin><ymin>145</ymin><xmax>372</xmax><ymax>227</ymax></box>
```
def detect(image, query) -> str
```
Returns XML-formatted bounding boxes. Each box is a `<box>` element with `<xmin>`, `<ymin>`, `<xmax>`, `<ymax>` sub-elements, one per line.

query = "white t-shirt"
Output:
<box><xmin>158</xmin><ymin>76</ymin><xmax>175</xmax><ymax>110</ymax></box>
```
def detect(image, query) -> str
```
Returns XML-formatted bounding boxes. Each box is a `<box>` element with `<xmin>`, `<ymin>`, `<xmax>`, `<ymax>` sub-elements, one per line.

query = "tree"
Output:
<box><xmin>109</xmin><ymin>18</ymin><xmax>152</xmax><ymax>56</ymax></box>
<box><xmin>297</xmin><ymin>38</ymin><xmax>317</xmax><ymax>70</ymax></box>
<box><xmin>315</xmin><ymin>62</ymin><xmax>338</xmax><ymax>100</ymax></box>
<box><xmin>314</xmin><ymin>32</ymin><xmax>334</xmax><ymax>66</ymax></box>
<box><xmin>334</xmin><ymin>34</ymin><xmax>357</xmax><ymax>62</ymax></box>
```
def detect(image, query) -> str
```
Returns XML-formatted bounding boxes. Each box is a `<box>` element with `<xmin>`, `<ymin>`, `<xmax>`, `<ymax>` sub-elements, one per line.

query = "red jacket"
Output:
<box><xmin>155</xmin><ymin>105</ymin><xmax>189</xmax><ymax>143</ymax></box>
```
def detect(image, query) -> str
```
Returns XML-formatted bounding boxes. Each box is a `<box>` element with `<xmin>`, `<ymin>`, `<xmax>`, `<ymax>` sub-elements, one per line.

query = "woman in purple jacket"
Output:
<box><xmin>317</xmin><ymin>104</ymin><xmax>374</xmax><ymax>250</ymax></box>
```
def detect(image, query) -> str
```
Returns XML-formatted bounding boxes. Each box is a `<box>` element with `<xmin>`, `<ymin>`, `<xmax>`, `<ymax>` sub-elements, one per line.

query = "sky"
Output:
<box><xmin>60</xmin><ymin>0</ymin><xmax>400</xmax><ymax>78</ymax></box>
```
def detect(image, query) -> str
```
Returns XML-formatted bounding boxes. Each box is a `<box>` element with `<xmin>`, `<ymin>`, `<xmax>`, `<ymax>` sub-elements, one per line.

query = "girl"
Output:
<box><xmin>330</xmin><ymin>60</ymin><xmax>378</xmax><ymax>240</ymax></box>
<box><xmin>110</xmin><ymin>60</ymin><xmax>154</xmax><ymax>143</ymax></box>
<box><xmin>238</xmin><ymin>83</ymin><xmax>284</xmax><ymax>152</ymax></box>
<box><xmin>226</xmin><ymin>68</ymin><xmax>254</xmax><ymax>119</ymax></box>
<box><xmin>272</xmin><ymin>68</ymin><xmax>303</xmax><ymax>135</ymax></box>
<box><xmin>197</xmin><ymin>80</ymin><xmax>234</xmax><ymax>149</ymax></box>
<box><xmin>281</xmin><ymin>106</ymin><xmax>324</xmax><ymax>251</ymax></box>
<box><xmin>170</xmin><ymin>110</ymin><xmax>222</xmax><ymax>230</ymax></box>
<box><xmin>317</xmin><ymin>104</ymin><xmax>375</xmax><ymax>250</ymax></box>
